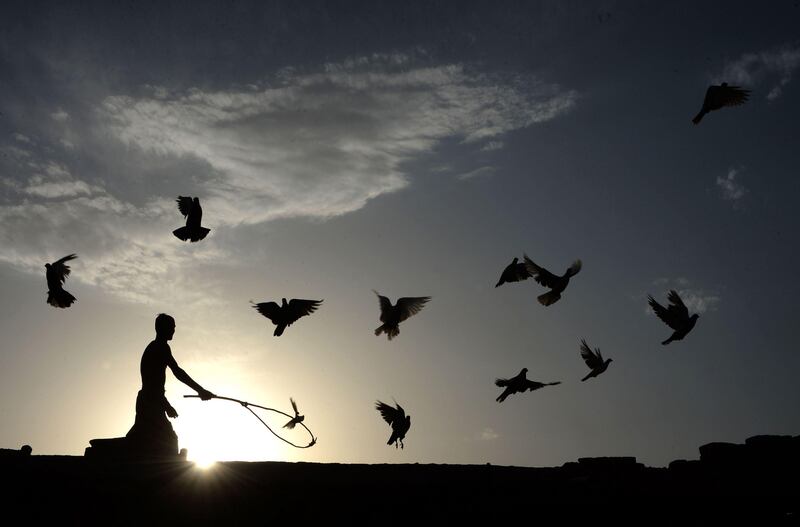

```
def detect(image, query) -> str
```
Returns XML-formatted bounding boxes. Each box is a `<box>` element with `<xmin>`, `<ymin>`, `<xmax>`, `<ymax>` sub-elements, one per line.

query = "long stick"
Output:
<box><xmin>184</xmin><ymin>394</ymin><xmax>317</xmax><ymax>449</ymax></box>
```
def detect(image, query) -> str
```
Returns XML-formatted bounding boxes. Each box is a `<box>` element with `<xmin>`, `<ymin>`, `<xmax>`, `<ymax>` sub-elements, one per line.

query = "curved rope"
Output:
<box><xmin>184</xmin><ymin>394</ymin><xmax>317</xmax><ymax>449</ymax></box>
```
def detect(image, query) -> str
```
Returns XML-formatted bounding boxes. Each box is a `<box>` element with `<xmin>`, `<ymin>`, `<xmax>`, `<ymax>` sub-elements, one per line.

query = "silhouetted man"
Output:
<box><xmin>126</xmin><ymin>314</ymin><xmax>215</xmax><ymax>458</ymax></box>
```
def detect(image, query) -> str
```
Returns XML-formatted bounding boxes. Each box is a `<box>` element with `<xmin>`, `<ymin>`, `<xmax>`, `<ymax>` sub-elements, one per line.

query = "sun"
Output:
<box><xmin>174</xmin><ymin>397</ymin><xmax>287</xmax><ymax>463</ymax></box>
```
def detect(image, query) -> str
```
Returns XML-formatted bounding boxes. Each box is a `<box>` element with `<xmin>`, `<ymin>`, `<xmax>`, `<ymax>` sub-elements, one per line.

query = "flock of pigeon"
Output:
<box><xmin>41</xmin><ymin>83</ymin><xmax>750</xmax><ymax>450</ymax></box>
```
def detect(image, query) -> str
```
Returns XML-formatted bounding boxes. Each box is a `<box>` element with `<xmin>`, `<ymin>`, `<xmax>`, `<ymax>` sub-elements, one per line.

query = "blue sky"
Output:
<box><xmin>1</xmin><ymin>1</ymin><xmax>799</xmax><ymax>466</ymax></box>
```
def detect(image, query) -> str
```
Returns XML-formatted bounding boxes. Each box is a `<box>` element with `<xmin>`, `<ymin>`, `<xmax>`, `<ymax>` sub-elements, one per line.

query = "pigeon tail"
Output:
<box><xmin>661</xmin><ymin>335</ymin><xmax>675</xmax><ymax>345</ymax></box>
<box><xmin>47</xmin><ymin>289</ymin><xmax>76</xmax><ymax>308</ymax></box>
<box><xmin>495</xmin><ymin>279</ymin><xmax>503</xmax><ymax>287</ymax></box>
<box><xmin>581</xmin><ymin>372</ymin><xmax>593</xmax><ymax>382</ymax></box>
<box><xmin>692</xmin><ymin>111</ymin><xmax>706</xmax><ymax>125</ymax></box>
<box><xmin>537</xmin><ymin>291</ymin><xmax>561</xmax><ymax>306</ymax></box>
<box><xmin>375</xmin><ymin>324</ymin><xmax>399</xmax><ymax>340</ymax></box>
<box><xmin>274</xmin><ymin>324</ymin><xmax>286</xmax><ymax>337</ymax></box>
<box><xmin>173</xmin><ymin>226</ymin><xmax>210</xmax><ymax>242</ymax></box>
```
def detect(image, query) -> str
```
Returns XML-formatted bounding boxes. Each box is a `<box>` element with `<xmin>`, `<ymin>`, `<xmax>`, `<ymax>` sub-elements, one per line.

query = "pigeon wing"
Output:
<box><xmin>667</xmin><ymin>290</ymin><xmax>689</xmax><ymax>319</ymax></box>
<box><xmin>50</xmin><ymin>254</ymin><xmax>77</xmax><ymax>284</ymax></box>
<box><xmin>373</xmin><ymin>291</ymin><xmax>393</xmax><ymax>323</ymax></box>
<box><xmin>290</xmin><ymin>398</ymin><xmax>298</xmax><ymax>415</ymax></box>
<box><xmin>252</xmin><ymin>301</ymin><xmax>282</xmax><ymax>324</ymax></box>
<box><xmin>395</xmin><ymin>297</ymin><xmax>431</xmax><ymax>322</ymax></box>
<box><xmin>523</xmin><ymin>254</ymin><xmax>560</xmax><ymax>288</ymax></box>
<box><xmin>376</xmin><ymin>400</ymin><xmax>399</xmax><ymax>425</ymax></box>
<box><xmin>648</xmin><ymin>295</ymin><xmax>681</xmax><ymax>330</ymax></box>
<box><xmin>580</xmin><ymin>339</ymin><xmax>602</xmax><ymax>369</ymax></box>
<box><xmin>285</xmin><ymin>299</ymin><xmax>323</xmax><ymax>325</ymax></box>
<box><xmin>176</xmin><ymin>196</ymin><xmax>193</xmax><ymax>217</ymax></box>
<box><xmin>719</xmin><ymin>84</ymin><xmax>750</xmax><ymax>107</ymax></box>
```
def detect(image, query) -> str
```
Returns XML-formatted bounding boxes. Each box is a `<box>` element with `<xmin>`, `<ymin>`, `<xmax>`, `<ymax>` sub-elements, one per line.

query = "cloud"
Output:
<box><xmin>645</xmin><ymin>278</ymin><xmax>720</xmax><ymax>315</ymax></box>
<box><xmin>478</xmin><ymin>427</ymin><xmax>499</xmax><ymax>441</ymax></box>
<box><xmin>456</xmin><ymin>166</ymin><xmax>496</xmax><ymax>181</ymax></box>
<box><xmin>716</xmin><ymin>167</ymin><xmax>747</xmax><ymax>206</ymax></box>
<box><xmin>0</xmin><ymin>53</ymin><xmax>577</xmax><ymax>306</ymax></box>
<box><xmin>720</xmin><ymin>45</ymin><xmax>800</xmax><ymax>101</ymax></box>
<box><xmin>480</xmin><ymin>140</ymin><xmax>505</xmax><ymax>152</ymax></box>
<box><xmin>51</xmin><ymin>109</ymin><xmax>70</xmax><ymax>122</ymax></box>
<box><xmin>100</xmin><ymin>54</ymin><xmax>577</xmax><ymax>225</ymax></box>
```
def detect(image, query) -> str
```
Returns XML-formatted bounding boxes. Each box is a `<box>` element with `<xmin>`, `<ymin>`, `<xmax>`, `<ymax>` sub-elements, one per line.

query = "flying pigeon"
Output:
<box><xmin>692</xmin><ymin>83</ymin><xmax>751</xmax><ymax>125</ymax></box>
<box><xmin>173</xmin><ymin>196</ymin><xmax>211</xmax><ymax>242</ymax></box>
<box><xmin>495</xmin><ymin>257</ymin><xmax>532</xmax><ymax>287</ymax></box>
<box><xmin>648</xmin><ymin>290</ymin><xmax>699</xmax><ymax>345</ymax></box>
<box><xmin>283</xmin><ymin>398</ymin><xmax>305</xmax><ymax>429</ymax></box>
<box><xmin>251</xmin><ymin>298</ymin><xmax>323</xmax><ymax>336</ymax></box>
<box><xmin>495</xmin><ymin>368</ymin><xmax>561</xmax><ymax>403</ymax></box>
<box><xmin>375</xmin><ymin>400</ymin><xmax>411</xmax><ymax>449</ymax></box>
<box><xmin>523</xmin><ymin>254</ymin><xmax>582</xmax><ymax>306</ymax></box>
<box><xmin>45</xmin><ymin>254</ymin><xmax>78</xmax><ymax>308</ymax></box>
<box><xmin>580</xmin><ymin>339</ymin><xmax>612</xmax><ymax>382</ymax></box>
<box><xmin>373</xmin><ymin>291</ymin><xmax>430</xmax><ymax>340</ymax></box>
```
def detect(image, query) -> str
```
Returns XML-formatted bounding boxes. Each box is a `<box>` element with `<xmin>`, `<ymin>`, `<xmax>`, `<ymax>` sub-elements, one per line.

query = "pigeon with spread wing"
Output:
<box><xmin>580</xmin><ymin>339</ymin><xmax>612</xmax><ymax>382</ymax></box>
<box><xmin>495</xmin><ymin>257</ymin><xmax>532</xmax><ymax>287</ymax></box>
<box><xmin>373</xmin><ymin>291</ymin><xmax>430</xmax><ymax>340</ymax></box>
<box><xmin>375</xmin><ymin>400</ymin><xmax>411</xmax><ymax>449</ymax></box>
<box><xmin>648</xmin><ymin>290</ymin><xmax>699</xmax><ymax>345</ymax></box>
<box><xmin>495</xmin><ymin>368</ymin><xmax>561</xmax><ymax>403</ymax></box>
<box><xmin>283</xmin><ymin>398</ymin><xmax>305</xmax><ymax>429</ymax></box>
<box><xmin>251</xmin><ymin>298</ymin><xmax>323</xmax><ymax>336</ymax></box>
<box><xmin>45</xmin><ymin>254</ymin><xmax>78</xmax><ymax>308</ymax></box>
<box><xmin>173</xmin><ymin>196</ymin><xmax>211</xmax><ymax>242</ymax></box>
<box><xmin>692</xmin><ymin>83</ymin><xmax>750</xmax><ymax>125</ymax></box>
<box><xmin>523</xmin><ymin>254</ymin><xmax>582</xmax><ymax>306</ymax></box>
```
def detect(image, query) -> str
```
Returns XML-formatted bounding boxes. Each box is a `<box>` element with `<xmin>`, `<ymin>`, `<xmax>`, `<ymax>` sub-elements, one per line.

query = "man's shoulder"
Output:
<box><xmin>144</xmin><ymin>339</ymin><xmax>172</xmax><ymax>355</ymax></box>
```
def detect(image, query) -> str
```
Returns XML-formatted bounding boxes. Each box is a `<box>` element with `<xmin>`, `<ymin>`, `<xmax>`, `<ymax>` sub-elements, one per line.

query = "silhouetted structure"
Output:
<box><xmin>373</xmin><ymin>291</ymin><xmax>430</xmax><ymax>340</ymax></box>
<box><xmin>495</xmin><ymin>257</ymin><xmax>532</xmax><ymax>287</ymax></box>
<box><xmin>173</xmin><ymin>196</ymin><xmax>211</xmax><ymax>242</ymax></box>
<box><xmin>523</xmin><ymin>254</ymin><xmax>581</xmax><ymax>306</ymax></box>
<box><xmin>579</xmin><ymin>338</ymin><xmax>612</xmax><ymax>381</ymax></box>
<box><xmin>495</xmin><ymin>368</ymin><xmax>561</xmax><ymax>402</ymax></box>
<box><xmin>648</xmin><ymin>290</ymin><xmax>699</xmax><ymax>345</ymax></box>
<box><xmin>692</xmin><ymin>83</ymin><xmax>751</xmax><ymax>124</ymax></box>
<box><xmin>375</xmin><ymin>400</ymin><xmax>411</xmax><ymax>449</ymax></box>
<box><xmin>251</xmin><ymin>298</ymin><xmax>323</xmax><ymax>336</ymax></box>
<box><xmin>283</xmin><ymin>398</ymin><xmax>304</xmax><ymax>429</ymax></box>
<box><xmin>5</xmin><ymin>434</ymin><xmax>798</xmax><ymax>522</ymax></box>
<box><xmin>45</xmin><ymin>253</ymin><xmax>77</xmax><ymax>308</ymax></box>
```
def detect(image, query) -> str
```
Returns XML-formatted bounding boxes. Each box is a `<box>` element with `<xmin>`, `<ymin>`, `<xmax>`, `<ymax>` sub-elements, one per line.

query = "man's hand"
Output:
<box><xmin>166</xmin><ymin>405</ymin><xmax>179</xmax><ymax>419</ymax></box>
<box><xmin>198</xmin><ymin>388</ymin><xmax>215</xmax><ymax>401</ymax></box>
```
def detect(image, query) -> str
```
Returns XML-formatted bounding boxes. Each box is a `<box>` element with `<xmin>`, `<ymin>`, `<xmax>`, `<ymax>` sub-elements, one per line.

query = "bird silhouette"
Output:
<box><xmin>523</xmin><ymin>254</ymin><xmax>582</xmax><ymax>306</ymax></box>
<box><xmin>45</xmin><ymin>254</ymin><xmax>78</xmax><ymax>308</ymax></box>
<box><xmin>495</xmin><ymin>257</ymin><xmax>532</xmax><ymax>287</ymax></box>
<box><xmin>283</xmin><ymin>398</ymin><xmax>305</xmax><ymax>429</ymax></box>
<box><xmin>251</xmin><ymin>298</ymin><xmax>323</xmax><ymax>336</ymax></box>
<box><xmin>495</xmin><ymin>368</ymin><xmax>561</xmax><ymax>403</ymax></box>
<box><xmin>173</xmin><ymin>196</ymin><xmax>211</xmax><ymax>242</ymax></box>
<box><xmin>648</xmin><ymin>290</ymin><xmax>699</xmax><ymax>345</ymax></box>
<box><xmin>373</xmin><ymin>291</ymin><xmax>430</xmax><ymax>340</ymax></box>
<box><xmin>692</xmin><ymin>83</ymin><xmax>750</xmax><ymax>124</ymax></box>
<box><xmin>580</xmin><ymin>339</ymin><xmax>612</xmax><ymax>382</ymax></box>
<box><xmin>375</xmin><ymin>400</ymin><xmax>411</xmax><ymax>449</ymax></box>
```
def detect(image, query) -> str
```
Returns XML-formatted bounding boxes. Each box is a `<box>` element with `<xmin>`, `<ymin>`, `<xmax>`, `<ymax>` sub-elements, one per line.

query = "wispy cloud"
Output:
<box><xmin>480</xmin><ymin>140</ymin><xmax>505</xmax><ymax>152</ymax></box>
<box><xmin>719</xmin><ymin>45</ymin><xmax>800</xmax><ymax>101</ymax></box>
<box><xmin>0</xmin><ymin>53</ymin><xmax>577</xmax><ymax>306</ymax></box>
<box><xmin>456</xmin><ymin>166</ymin><xmax>496</xmax><ymax>181</ymax></box>
<box><xmin>716</xmin><ymin>167</ymin><xmax>747</xmax><ymax>207</ymax></box>
<box><xmin>478</xmin><ymin>427</ymin><xmax>499</xmax><ymax>441</ymax></box>
<box><xmin>645</xmin><ymin>278</ymin><xmax>720</xmax><ymax>315</ymax></box>
<box><xmin>101</xmin><ymin>54</ymin><xmax>576</xmax><ymax>225</ymax></box>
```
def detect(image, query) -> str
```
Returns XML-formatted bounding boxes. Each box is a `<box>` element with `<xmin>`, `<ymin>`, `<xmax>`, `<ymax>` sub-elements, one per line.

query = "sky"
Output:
<box><xmin>1</xmin><ymin>1</ymin><xmax>799</xmax><ymax>467</ymax></box>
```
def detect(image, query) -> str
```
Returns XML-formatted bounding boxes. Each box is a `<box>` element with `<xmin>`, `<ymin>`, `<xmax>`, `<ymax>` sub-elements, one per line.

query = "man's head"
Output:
<box><xmin>155</xmin><ymin>313</ymin><xmax>176</xmax><ymax>341</ymax></box>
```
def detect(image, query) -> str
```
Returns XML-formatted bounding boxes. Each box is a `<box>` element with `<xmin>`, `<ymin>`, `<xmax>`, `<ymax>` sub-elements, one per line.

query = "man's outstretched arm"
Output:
<box><xmin>167</xmin><ymin>354</ymin><xmax>215</xmax><ymax>400</ymax></box>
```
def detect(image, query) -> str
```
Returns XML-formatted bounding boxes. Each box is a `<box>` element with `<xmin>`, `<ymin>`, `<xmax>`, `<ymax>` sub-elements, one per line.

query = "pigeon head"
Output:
<box><xmin>512</xmin><ymin>257</ymin><xmax>518</xmax><ymax>263</ymax></box>
<box><xmin>691</xmin><ymin>314</ymin><xmax>700</xmax><ymax>321</ymax></box>
<box><xmin>521</xmin><ymin>367</ymin><xmax>528</xmax><ymax>374</ymax></box>
<box><xmin>281</xmin><ymin>297</ymin><xmax>288</xmax><ymax>306</ymax></box>
<box><xmin>44</xmin><ymin>263</ymin><xmax>50</xmax><ymax>269</ymax></box>
<box><xmin>193</xmin><ymin>197</ymin><xmax>199</xmax><ymax>203</ymax></box>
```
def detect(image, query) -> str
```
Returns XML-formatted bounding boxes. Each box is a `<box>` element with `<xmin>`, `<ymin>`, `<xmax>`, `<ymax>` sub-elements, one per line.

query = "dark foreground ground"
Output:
<box><xmin>1</xmin><ymin>434</ymin><xmax>798</xmax><ymax>524</ymax></box>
